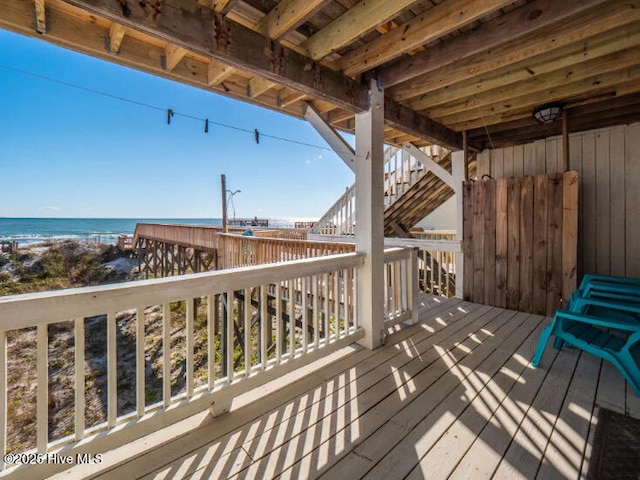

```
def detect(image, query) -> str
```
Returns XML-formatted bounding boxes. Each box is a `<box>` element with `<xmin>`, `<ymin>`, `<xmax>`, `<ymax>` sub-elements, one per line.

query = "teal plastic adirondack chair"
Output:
<box><xmin>532</xmin><ymin>293</ymin><xmax>640</xmax><ymax>396</ymax></box>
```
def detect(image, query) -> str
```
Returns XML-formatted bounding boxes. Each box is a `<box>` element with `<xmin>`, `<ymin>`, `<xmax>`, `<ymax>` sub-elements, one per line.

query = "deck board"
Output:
<box><xmin>55</xmin><ymin>295</ymin><xmax>640</xmax><ymax>480</ymax></box>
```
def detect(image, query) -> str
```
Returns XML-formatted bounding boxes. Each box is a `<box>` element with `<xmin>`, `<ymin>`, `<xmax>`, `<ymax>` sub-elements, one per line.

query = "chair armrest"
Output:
<box><xmin>556</xmin><ymin>310</ymin><xmax>640</xmax><ymax>332</ymax></box>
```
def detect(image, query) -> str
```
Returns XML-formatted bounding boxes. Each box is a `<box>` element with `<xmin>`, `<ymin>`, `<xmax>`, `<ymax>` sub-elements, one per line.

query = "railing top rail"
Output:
<box><xmin>307</xmin><ymin>234</ymin><xmax>462</xmax><ymax>252</ymax></box>
<box><xmin>218</xmin><ymin>232</ymin><xmax>355</xmax><ymax>249</ymax></box>
<box><xmin>0</xmin><ymin>252</ymin><xmax>366</xmax><ymax>331</ymax></box>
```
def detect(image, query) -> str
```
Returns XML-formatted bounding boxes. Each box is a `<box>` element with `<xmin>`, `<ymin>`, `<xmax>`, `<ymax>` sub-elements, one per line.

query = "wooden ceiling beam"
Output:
<box><xmin>406</xmin><ymin>25</ymin><xmax>640</xmax><ymax>112</ymax></box>
<box><xmin>107</xmin><ymin>22</ymin><xmax>125</xmax><ymax>53</ymax></box>
<box><xmin>384</xmin><ymin>0</ymin><xmax>614</xmax><ymax>93</ymax></box>
<box><xmin>164</xmin><ymin>44</ymin><xmax>187</xmax><ymax>70</ymax></box>
<box><xmin>255</xmin><ymin>0</ymin><xmax>328</xmax><ymax>40</ymax></box>
<box><xmin>388</xmin><ymin>0</ymin><xmax>640</xmax><ymax>101</ymax></box>
<box><xmin>61</xmin><ymin>0</ymin><xmax>465</xmax><ymax>149</ymax></box>
<box><xmin>337</xmin><ymin>0</ymin><xmax>513</xmax><ymax>77</ymax></box>
<box><xmin>447</xmin><ymin>73</ymin><xmax>640</xmax><ymax>131</ymax></box>
<box><xmin>424</xmin><ymin>46</ymin><xmax>640</xmax><ymax>119</ymax></box>
<box><xmin>300</xmin><ymin>0</ymin><xmax>418</xmax><ymax>61</ymax></box>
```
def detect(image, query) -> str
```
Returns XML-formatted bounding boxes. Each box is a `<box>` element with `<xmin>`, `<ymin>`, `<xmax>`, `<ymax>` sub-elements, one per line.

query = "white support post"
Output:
<box><xmin>355</xmin><ymin>78</ymin><xmax>385</xmax><ymax>350</ymax></box>
<box><xmin>452</xmin><ymin>150</ymin><xmax>465</xmax><ymax>299</ymax></box>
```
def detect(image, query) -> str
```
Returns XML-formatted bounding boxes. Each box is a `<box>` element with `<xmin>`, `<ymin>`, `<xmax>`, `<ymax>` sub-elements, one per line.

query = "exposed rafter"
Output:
<box><xmin>248</xmin><ymin>75</ymin><xmax>275</xmax><ymax>98</ymax></box>
<box><xmin>164</xmin><ymin>44</ymin><xmax>187</xmax><ymax>71</ymax></box>
<box><xmin>390</xmin><ymin>1</ymin><xmax>640</xmax><ymax>103</ymax></box>
<box><xmin>61</xmin><ymin>0</ymin><xmax>465</xmax><ymax>149</ymax></box>
<box><xmin>425</xmin><ymin>46</ymin><xmax>640</xmax><ymax>119</ymax></box>
<box><xmin>279</xmin><ymin>91</ymin><xmax>307</xmax><ymax>108</ymax></box>
<box><xmin>381</xmin><ymin>0</ymin><xmax>610</xmax><ymax>89</ymax></box>
<box><xmin>212</xmin><ymin>0</ymin><xmax>238</xmax><ymax>14</ymax></box>
<box><xmin>107</xmin><ymin>22</ymin><xmax>125</xmax><ymax>54</ymax></box>
<box><xmin>405</xmin><ymin>25</ymin><xmax>640</xmax><ymax>112</ymax></box>
<box><xmin>255</xmin><ymin>0</ymin><xmax>328</xmax><ymax>40</ymax></box>
<box><xmin>337</xmin><ymin>0</ymin><xmax>513</xmax><ymax>77</ymax></box>
<box><xmin>34</xmin><ymin>0</ymin><xmax>46</xmax><ymax>33</ymax></box>
<box><xmin>300</xmin><ymin>0</ymin><xmax>418</xmax><ymax>61</ymax></box>
<box><xmin>207</xmin><ymin>62</ymin><xmax>235</xmax><ymax>86</ymax></box>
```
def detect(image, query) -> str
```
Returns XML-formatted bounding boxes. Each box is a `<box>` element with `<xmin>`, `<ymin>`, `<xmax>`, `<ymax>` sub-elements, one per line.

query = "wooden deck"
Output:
<box><xmin>55</xmin><ymin>295</ymin><xmax>640</xmax><ymax>480</ymax></box>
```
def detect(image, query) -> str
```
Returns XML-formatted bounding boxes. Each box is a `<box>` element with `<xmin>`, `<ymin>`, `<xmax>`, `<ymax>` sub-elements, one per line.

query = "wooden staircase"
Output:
<box><xmin>312</xmin><ymin>144</ymin><xmax>475</xmax><ymax>237</ymax></box>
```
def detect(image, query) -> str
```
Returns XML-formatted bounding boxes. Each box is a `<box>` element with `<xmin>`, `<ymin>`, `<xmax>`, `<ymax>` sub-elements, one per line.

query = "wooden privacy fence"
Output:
<box><xmin>463</xmin><ymin>171</ymin><xmax>578</xmax><ymax>316</ymax></box>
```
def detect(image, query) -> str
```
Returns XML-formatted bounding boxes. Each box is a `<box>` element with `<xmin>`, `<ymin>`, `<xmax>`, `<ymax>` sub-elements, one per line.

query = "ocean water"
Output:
<box><xmin>0</xmin><ymin>218</ymin><xmax>301</xmax><ymax>245</ymax></box>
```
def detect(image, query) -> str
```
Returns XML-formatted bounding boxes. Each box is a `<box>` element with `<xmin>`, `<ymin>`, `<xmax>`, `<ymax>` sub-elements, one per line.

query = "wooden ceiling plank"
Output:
<box><xmin>108</xmin><ymin>22</ymin><xmax>125</xmax><ymax>53</ymax></box>
<box><xmin>34</xmin><ymin>0</ymin><xmax>46</xmax><ymax>33</ymax></box>
<box><xmin>61</xmin><ymin>0</ymin><xmax>464</xmax><ymax>149</ymax></box>
<box><xmin>407</xmin><ymin>24</ymin><xmax>640</xmax><ymax>111</ymax></box>
<box><xmin>300</xmin><ymin>0</ymin><xmax>418</xmax><ymax>61</ymax></box>
<box><xmin>338</xmin><ymin>0</ymin><xmax>513</xmax><ymax>77</ymax></box>
<box><xmin>255</xmin><ymin>0</ymin><xmax>329</xmax><ymax>40</ymax></box>
<box><xmin>248</xmin><ymin>75</ymin><xmax>275</xmax><ymax>98</ymax></box>
<box><xmin>384</xmin><ymin>0</ymin><xmax>613</xmax><ymax>91</ymax></box>
<box><xmin>447</xmin><ymin>71</ymin><xmax>640</xmax><ymax>131</ymax></box>
<box><xmin>207</xmin><ymin>62</ymin><xmax>236</xmax><ymax>86</ymax></box>
<box><xmin>425</xmin><ymin>46</ymin><xmax>640</xmax><ymax>119</ymax></box>
<box><xmin>164</xmin><ymin>44</ymin><xmax>188</xmax><ymax>70</ymax></box>
<box><xmin>390</xmin><ymin>0</ymin><xmax>640</xmax><ymax>101</ymax></box>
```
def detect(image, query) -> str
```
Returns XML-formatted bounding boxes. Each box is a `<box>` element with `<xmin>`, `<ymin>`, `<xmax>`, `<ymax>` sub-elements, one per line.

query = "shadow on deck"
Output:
<box><xmin>54</xmin><ymin>294</ymin><xmax>640</xmax><ymax>480</ymax></box>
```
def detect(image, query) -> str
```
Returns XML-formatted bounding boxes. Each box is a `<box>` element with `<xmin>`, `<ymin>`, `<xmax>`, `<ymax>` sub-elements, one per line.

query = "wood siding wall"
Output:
<box><xmin>463</xmin><ymin>172</ymin><xmax>578</xmax><ymax>316</ymax></box>
<box><xmin>476</xmin><ymin>123</ymin><xmax>640</xmax><ymax>279</ymax></box>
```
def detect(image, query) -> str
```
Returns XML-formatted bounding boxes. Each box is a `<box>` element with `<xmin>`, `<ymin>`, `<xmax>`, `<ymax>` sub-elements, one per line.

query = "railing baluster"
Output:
<box><xmin>0</xmin><ymin>330</ymin><xmax>6</xmax><ymax>470</ymax></box>
<box><xmin>260</xmin><ymin>285</ymin><xmax>267</xmax><ymax>370</ymax></box>
<box><xmin>302</xmin><ymin>277</ymin><xmax>308</xmax><ymax>352</ymax></box>
<box><xmin>244</xmin><ymin>287</ymin><xmax>251</xmax><ymax>376</ymax></box>
<box><xmin>37</xmin><ymin>323</ymin><xmax>48</xmax><ymax>453</ymax></box>
<box><xmin>163</xmin><ymin>303</ymin><xmax>171</xmax><ymax>407</ymax></box>
<box><xmin>333</xmin><ymin>271</ymin><xmax>339</xmax><ymax>339</ymax></box>
<box><xmin>107</xmin><ymin>311</ymin><xmax>117</xmax><ymax>429</ymax></box>
<box><xmin>186</xmin><ymin>299</ymin><xmax>194</xmax><ymax>398</ymax></box>
<box><xmin>207</xmin><ymin>295</ymin><xmax>215</xmax><ymax>388</ymax></box>
<box><xmin>136</xmin><ymin>307</ymin><xmax>145</xmax><ymax>415</ymax></box>
<box><xmin>312</xmin><ymin>275</ymin><xmax>319</xmax><ymax>350</ymax></box>
<box><xmin>74</xmin><ymin>318</ymin><xmax>85</xmax><ymax>441</ymax></box>
<box><xmin>323</xmin><ymin>273</ymin><xmax>329</xmax><ymax>345</ymax></box>
<box><xmin>289</xmin><ymin>279</ymin><xmax>295</xmax><ymax>358</ymax></box>
<box><xmin>226</xmin><ymin>291</ymin><xmax>234</xmax><ymax>383</ymax></box>
<box><xmin>275</xmin><ymin>282</ymin><xmax>282</xmax><ymax>363</ymax></box>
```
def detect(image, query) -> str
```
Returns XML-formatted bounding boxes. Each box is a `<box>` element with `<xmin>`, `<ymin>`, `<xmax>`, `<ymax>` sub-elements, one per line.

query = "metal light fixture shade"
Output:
<box><xmin>533</xmin><ymin>103</ymin><xmax>563</xmax><ymax>124</ymax></box>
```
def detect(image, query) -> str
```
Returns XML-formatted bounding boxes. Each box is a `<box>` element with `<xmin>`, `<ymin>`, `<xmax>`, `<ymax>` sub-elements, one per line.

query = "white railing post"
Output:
<box><xmin>452</xmin><ymin>150</ymin><xmax>466</xmax><ymax>299</ymax></box>
<box><xmin>355</xmin><ymin>78</ymin><xmax>385</xmax><ymax>350</ymax></box>
<box><xmin>408</xmin><ymin>248</ymin><xmax>419</xmax><ymax>324</ymax></box>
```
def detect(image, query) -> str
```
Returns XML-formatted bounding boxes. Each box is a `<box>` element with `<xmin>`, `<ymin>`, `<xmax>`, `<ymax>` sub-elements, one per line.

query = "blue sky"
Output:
<box><xmin>0</xmin><ymin>29</ymin><xmax>355</xmax><ymax>219</ymax></box>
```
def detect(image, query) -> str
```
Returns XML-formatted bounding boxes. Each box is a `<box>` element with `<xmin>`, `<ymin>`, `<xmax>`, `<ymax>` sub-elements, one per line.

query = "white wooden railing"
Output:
<box><xmin>0</xmin><ymin>248</ymin><xmax>419</xmax><ymax>477</ymax></box>
<box><xmin>309</xmin><ymin>235</ymin><xmax>462</xmax><ymax>299</ymax></box>
<box><xmin>312</xmin><ymin>145</ymin><xmax>449</xmax><ymax>236</ymax></box>
<box><xmin>0</xmin><ymin>254</ymin><xmax>371</xmax><ymax>476</ymax></box>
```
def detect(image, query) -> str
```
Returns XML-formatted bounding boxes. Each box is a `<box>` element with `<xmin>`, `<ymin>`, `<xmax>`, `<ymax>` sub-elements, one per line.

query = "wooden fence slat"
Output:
<box><xmin>506</xmin><ymin>177</ymin><xmax>521</xmax><ymax>310</ymax></box>
<box><xmin>546</xmin><ymin>172</ymin><xmax>564</xmax><ymax>316</ymax></box>
<box><xmin>595</xmin><ymin>131</ymin><xmax>611</xmax><ymax>275</ymax></box>
<box><xmin>472</xmin><ymin>180</ymin><xmax>485</xmax><ymax>303</ymax></box>
<box><xmin>582</xmin><ymin>132</ymin><xmax>597</xmax><ymax>275</ymax></box>
<box><xmin>609</xmin><ymin>126</ymin><xmax>626</xmax><ymax>276</ymax></box>
<box><xmin>463</xmin><ymin>181</ymin><xmax>475</xmax><ymax>301</ymax></box>
<box><xmin>495</xmin><ymin>179</ymin><xmax>508</xmax><ymax>308</ymax></box>
<box><xmin>532</xmin><ymin>174</ymin><xmax>549</xmax><ymax>315</ymax></box>
<box><xmin>625</xmin><ymin>123</ymin><xmax>640</xmax><ymax>277</ymax></box>
<box><xmin>483</xmin><ymin>179</ymin><xmax>497</xmax><ymax>306</ymax></box>
<box><xmin>519</xmin><ymin>176</ymin><xmax>534</xmax><ymax>313</ymax></box>
<box><xmin>562</xmin><ymin>171</ymin><xmax>579</xmax><ymax>307</ymax></box>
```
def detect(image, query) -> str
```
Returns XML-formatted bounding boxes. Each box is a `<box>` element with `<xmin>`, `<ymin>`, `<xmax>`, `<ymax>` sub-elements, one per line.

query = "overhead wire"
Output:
<box><xmin>0</xmin><ymin>62</ymin><xmax>343</xmax><ymax>153</ymax></box>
